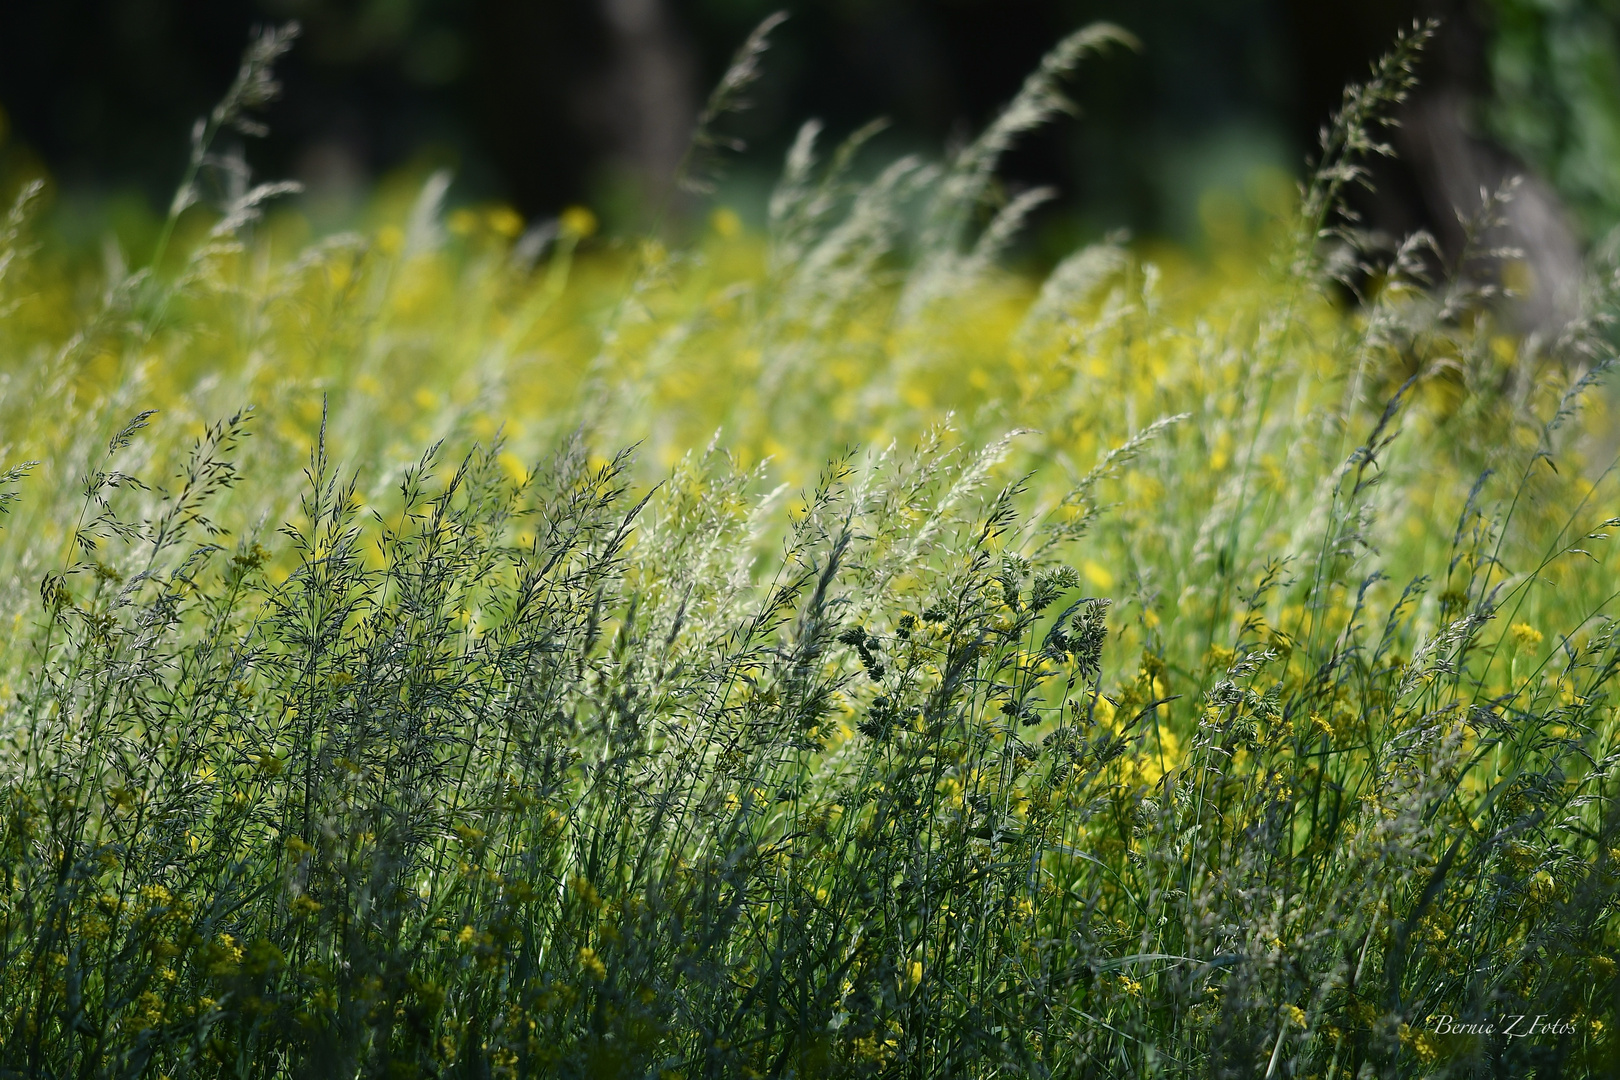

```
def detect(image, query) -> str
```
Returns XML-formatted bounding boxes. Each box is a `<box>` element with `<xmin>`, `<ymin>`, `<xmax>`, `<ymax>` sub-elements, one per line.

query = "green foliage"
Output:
<box><xmin>0</xmin><ymin>20</ymin><xmax>1618</xmax><ymax>1079</ymax></box>
<box><xmin>1487</xmin><ymin>0</ymin><xmax>1620</xmax><ymax>236</ymax></box>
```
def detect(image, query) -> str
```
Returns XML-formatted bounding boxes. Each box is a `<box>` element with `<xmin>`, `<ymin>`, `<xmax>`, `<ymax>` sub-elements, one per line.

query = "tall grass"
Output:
<box><xmin>0</xmin><ymin>18</ymin><xmax>1617</xmax><ymax>1079</ymax></box>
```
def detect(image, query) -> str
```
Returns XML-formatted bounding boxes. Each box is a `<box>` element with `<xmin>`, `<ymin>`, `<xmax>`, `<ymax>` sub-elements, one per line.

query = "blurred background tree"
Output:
<box><xmin>1487</xmin><ymin>0</ymin><xmax>1620</xmax><ymax>237</ymax></box>
<box><xmin>1</xmin><ymin>0</ymin><xmax>1616</xmax><ymax>275</ymax></box>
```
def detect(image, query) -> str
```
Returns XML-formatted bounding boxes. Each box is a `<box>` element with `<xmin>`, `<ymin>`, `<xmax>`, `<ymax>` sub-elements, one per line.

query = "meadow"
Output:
<box><xmin>0</xmin><ymin>19</ymin><xmax>1617</xmax><ymax>1079</ymax></box>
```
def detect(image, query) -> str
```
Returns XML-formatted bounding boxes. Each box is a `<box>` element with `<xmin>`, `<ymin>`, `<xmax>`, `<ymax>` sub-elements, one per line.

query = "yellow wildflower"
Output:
<box><xmin>559</xmin><ymin>205</ymin><xmax>598</xmax><ymax>239</ymax></box>
<box><xmin>486</xmin><ymin>206</ymin><xmax>524</xmax><ymax>238</ymax></box>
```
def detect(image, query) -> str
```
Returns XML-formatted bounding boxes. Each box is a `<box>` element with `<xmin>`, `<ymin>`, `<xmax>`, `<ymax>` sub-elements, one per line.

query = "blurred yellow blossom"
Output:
<box><xmin>560</xmin><ymin>205</ymin><xmax>598</xmax><ymax>239</ymax></box>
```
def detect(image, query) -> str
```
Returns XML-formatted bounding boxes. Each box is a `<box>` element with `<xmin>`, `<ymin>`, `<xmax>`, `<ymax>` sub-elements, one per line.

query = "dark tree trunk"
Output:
<box><xmin>591</xmin><ymin>0</ymin><xmax>697</xmax><ymax>219</ymax></box>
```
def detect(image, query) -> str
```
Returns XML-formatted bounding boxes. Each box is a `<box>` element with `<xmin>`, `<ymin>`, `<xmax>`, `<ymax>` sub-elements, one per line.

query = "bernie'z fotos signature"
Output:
<box><xmin>1427</xmin><ymin>1014</ymin><xmax>1578</xmax><ymax>1040</ymax></box>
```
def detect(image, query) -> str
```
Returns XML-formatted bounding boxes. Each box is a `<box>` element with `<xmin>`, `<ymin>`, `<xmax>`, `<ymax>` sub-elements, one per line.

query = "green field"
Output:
<box><xmin>0</xmin><ymin>23</ymin><xmax>1617</xmax><ymax>1079</ymax></box>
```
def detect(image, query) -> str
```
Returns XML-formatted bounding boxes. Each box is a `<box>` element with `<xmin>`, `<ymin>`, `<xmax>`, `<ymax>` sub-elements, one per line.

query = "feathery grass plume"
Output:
<box><xmin>919</xmin><ymin>22</ymin><xmax>1139</xmax><ymax>258</ymax></box>
<box><xmin>676</xmin><ymin>10</ymin><xmax>790</xmax><ymax>197</ymax></box>
<box><xmin>0</xmin><ymin>461</ymin><xmax>36</xmax><ymax>523</ymax></box>
<box><xmin>900</xmin><ymin>23</ymin><xmax>1138</xmax><ymax>324</ymax></box>
<box><xmin>767</xmin><ymin>117</ymin><xmax>890</xmax><ymax>277</ymax></box>
<box><xmin>151</xmin><ymin>21</ymin><xmax>301</xmax><ymax>271</ymax></box>
<box><xmin>1295</xmin><ymin>19</ymin><xmax>1435</xmax><ymax>282</ymax></box>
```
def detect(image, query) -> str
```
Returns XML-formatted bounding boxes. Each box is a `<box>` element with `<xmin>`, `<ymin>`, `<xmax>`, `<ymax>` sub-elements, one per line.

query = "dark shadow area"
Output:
<box><xmin>0</xmin><ymin>0</ymin><xmax>1600</xmax><ymax>301</ymax></box>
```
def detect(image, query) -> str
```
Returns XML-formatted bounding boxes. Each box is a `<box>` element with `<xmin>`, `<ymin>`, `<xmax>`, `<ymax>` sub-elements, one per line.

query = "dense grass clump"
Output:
<box><xmin>1</xmin><ymin>20</ymin><xmax>1619</xmax><ymax>1079</ymax></box>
